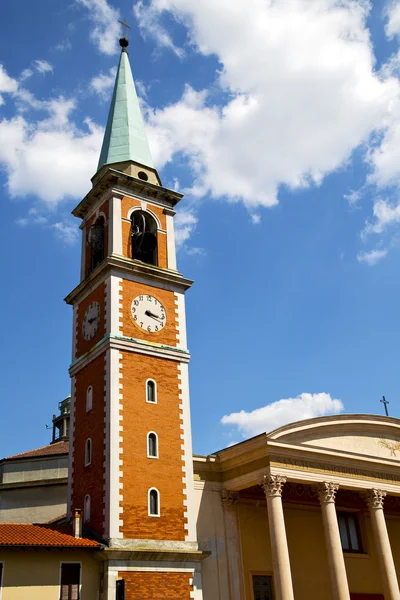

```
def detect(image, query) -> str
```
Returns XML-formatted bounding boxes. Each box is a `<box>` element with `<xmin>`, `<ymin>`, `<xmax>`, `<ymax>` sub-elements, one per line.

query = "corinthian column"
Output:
<box><xmin>316</xmin><ymin>482</ymin><xmax>350</xmax><ymax>600</ymax></box>
<box><xmin>221</xmin><ymin>490</ymin><xmax>245</xmax><ymax>600</ymax></box>
<box><xmin>364</xmin><ymin>489</ymin><xmax>400</xmax><ymax>600</ymax></box>
<box><xmin>260</xmin><ymin>475</ymin><xmax>294</xmax><ymax>600</ymax></box>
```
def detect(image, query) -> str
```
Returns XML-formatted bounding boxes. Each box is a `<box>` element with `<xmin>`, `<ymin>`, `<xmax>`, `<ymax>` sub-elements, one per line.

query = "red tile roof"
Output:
<box><xmin>4</xmin><ymin>441</ymin><xmax>69</xmax><ymax>461</ymax></box>
<box><xmin>0</xmin><ymin>523</ymin><xmax>101</xmax><ymax>548</ymax></box>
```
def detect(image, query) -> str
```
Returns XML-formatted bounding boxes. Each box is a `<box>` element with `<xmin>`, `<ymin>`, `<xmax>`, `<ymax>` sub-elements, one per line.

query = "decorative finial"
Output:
<box><xmin>118</xmin><ymin>18</ymin><xmax>131</xmax><ymax>51</ymax></box>
<box><xmin>380</xmin><ymin>395</ymin><xmax>389</xmax><ymax>417</ymax></box>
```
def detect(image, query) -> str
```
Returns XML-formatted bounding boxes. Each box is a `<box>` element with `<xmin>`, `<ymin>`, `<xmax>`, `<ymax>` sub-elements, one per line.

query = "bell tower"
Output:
<box><xmin>65</xmin><ymin>34</ymin><xmax>203</xmax><ymax>599</ymax></box>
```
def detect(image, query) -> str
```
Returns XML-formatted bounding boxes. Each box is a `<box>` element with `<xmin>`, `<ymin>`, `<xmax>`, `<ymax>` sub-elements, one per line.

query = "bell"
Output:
<box><xmin>140</xmin><ymin>232</ymin><xmax>157</xmax><ymax>253</ymax></box>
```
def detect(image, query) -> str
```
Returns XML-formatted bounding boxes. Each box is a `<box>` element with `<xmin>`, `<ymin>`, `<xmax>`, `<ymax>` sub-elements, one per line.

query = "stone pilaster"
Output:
<box><xmin>221</xmin><ymin>489</ymin><xmax>244</xmax><ymax>600</ymax></box>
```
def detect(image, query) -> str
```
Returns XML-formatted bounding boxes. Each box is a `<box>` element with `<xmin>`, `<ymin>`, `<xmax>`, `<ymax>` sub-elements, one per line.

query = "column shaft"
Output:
<box><xmin>316</xmin><ymin>482</ymin><xmax>350</xmax><ymax>600</ymax></box>
<box><xmin>365</xmin><ymin>489</ymin><xmax>400</xmax><ymax>600</ymax></box>
<box><xmin>260</xmin><ymin>475</ymin><xmax>294</xmax><ymax>600</ymax></box>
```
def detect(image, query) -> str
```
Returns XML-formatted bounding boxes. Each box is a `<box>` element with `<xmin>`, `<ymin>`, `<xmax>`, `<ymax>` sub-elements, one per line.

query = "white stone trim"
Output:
<box><xmin>177</xmin><ymin>363</ymin><xmax>197</xmax><ymax>541</ymax></box>
<box><xmin>148</xmin><ymin>487</ymin><xmax>160</xmax><ymax>517</ymax></box>
<box><xmin>147</xmin><ymin>431</ymin><xmax>159</xmax><ymax>459</ymax></box>
<box><xmin>104</xmin><ymin>567</ymin><xmax>119</xmax><ymax>600</ymax></box>
<box><xmin>166</xmin><ymin>212</ymin><xmax>177</xmax><ymax>271</ymax></box>
<box><xmin>105</xmin><ymin>275</ymin><xmax>123</xmax><ymax>336</ymax></box>
<box><xmin>104</xmin><ymin>348</ymin><xmax>123</xmax><ymax>539</ymax></box>
<box><xmin>72</xmin><ymin>305</ymin><xmax>78</xmax><ymax>361</ymax></box>
<box><xmin>110</xmin><ymin>195</ymin><xmax>123</xmax><ymax>256</ymax></box>
<box><xmin>80</xmin><ymin>227</ymin><xmax>86</xmax><ymax>283</ymax></box>
<box><xmin>67</xmin><ymin>376</ymin><xmax>76</xmax><ymax>519</ymax></box>
<box><xmin>108</xmin><ymin>563</ymin><xmax>195</xmax><ymax>572</ymax></box>
<box><xmin>146</xmin><ymin>378</ymin><xmax>157</xmax><ymax>404</ymax></box>
<box><xmin>174</xmin><ymin>293</ymin><xmax>188</xmax><ymax>349</ymax></box>
<box><xmin>127</xmin><ymin>205</ymin><xmax>162</xmax><ymax>230</ymax></box>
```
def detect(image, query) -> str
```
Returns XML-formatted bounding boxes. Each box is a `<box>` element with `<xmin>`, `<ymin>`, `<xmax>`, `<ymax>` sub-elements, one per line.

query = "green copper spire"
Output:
<box><xmin>97</xmin><ymin>40</ymin><xmax>154</xmax><ymax>171</ymax></box>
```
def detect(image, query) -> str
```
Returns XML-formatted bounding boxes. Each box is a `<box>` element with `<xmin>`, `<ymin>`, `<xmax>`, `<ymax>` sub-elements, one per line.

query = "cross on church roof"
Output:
<box><xmin>380</xmin><ymin>395</ymin><xmax>389</xmax><ymax>417</ymax></box>
<box><xmin>118</xmin><ymin>18</ymin><xmax>131</xmax><ymax>38</ymax></box>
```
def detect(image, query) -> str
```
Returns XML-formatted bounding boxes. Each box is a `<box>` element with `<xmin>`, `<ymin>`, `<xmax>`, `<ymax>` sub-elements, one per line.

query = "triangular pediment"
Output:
<box><xmin>267</xmin><ymin>415</ymin><xmax>400</xmax><ymax>462</ymax></box>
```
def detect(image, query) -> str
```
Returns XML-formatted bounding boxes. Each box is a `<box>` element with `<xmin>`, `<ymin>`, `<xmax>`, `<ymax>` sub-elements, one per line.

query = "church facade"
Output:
<box><xmin>1</xmin><ymin>33</ymin><xmax>400</xmax><ymax>600</ymax></box>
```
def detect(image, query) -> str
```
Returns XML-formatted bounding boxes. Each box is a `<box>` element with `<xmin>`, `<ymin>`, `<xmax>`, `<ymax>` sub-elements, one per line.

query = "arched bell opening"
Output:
<box><xmin>89</xmin><ymin>216</ymin><xmax>105</xmax><ymax>273</ymax></box>
<box><xmin>131</xmin><ymin>210</ymin><xmax>158</xmax><ymax>266</ymax></box>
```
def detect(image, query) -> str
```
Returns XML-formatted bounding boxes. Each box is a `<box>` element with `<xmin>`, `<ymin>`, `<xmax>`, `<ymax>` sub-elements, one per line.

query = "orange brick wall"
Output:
<box><xmin>121</xmin><ymin>196</ymin><xmax>168</xmax><ymax>268</ymax></box>
<box><xmin>120</xmin><ymin>352</ymin><xmax>187</xmax><ymax>540</ymax></box>
<box><xmin>75</xmin><ymin>282</ymin><xmax>106</xmax><ymax>359</ymax></box>
<box><xmin>121</xmin><ymin>280</ymin><xmax>178</xmax><ymax>347</ymax></box>
<box><xmin>72</xmin><ymin>353</ymin><xmax>106</xmax><ymax>538</ymax></box>
<box><xmin>118</xmin><ymin>571</ymin><xmax>193</xmax><ymax>599</ymax></box>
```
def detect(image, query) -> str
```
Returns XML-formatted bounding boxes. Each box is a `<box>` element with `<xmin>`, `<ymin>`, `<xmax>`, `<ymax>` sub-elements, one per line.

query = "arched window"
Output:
<box><xmin>85</xmin><ymin>438</ymin><xmax>92</xmax><ymax>466</ymax></box>
<box><xmin>89</xmin><ymin>216</ymin><xmax>105</xmax><ymax>273</ymax></box>
<box><xmin>146</xmin><ymin>379</ymin><xmax>157</xmax><ymax>404</ymax></box>
<box><xmin>148</xmin><ymin>488</ymin><xmax>160</xmax><ymax>517</ymax></box>
<box><xmin>131</xmin><ymin>211</ymin><xmax>158</xmax><ymax>266</ymax></box>
<box><xmin>147</xmin><ymin>432</ymin><xmax>158</xmax><ymax>458</ymax></box>
<box><xmin>86</xmin><ymin>386</ymin><xmax>93</xmax><ymax>412</ymax></box>
<box><xmin>84</xmin><ymin>494</ymin><xmax>91</xmax><ymax>523</ymax></box>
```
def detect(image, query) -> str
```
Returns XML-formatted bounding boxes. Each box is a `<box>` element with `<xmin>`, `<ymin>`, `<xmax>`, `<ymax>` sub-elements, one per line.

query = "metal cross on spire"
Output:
<box><xmin>118</xmin><ymin>18</ymin><xmax>132</xmax><ymax>38</ymax></box>
<box><xmin>380</xmin><ymin>395</ymin><xmax>390</xmax><ymax>417</ymax></box>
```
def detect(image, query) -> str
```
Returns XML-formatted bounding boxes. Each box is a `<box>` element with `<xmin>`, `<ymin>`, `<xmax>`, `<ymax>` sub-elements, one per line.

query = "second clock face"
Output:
<box><xmin>82</xmin><ymin>302</ymin><xmax>100</xmax><ymax>340</ymax></box>
<box><xmin>131</xmin><ymin>295</ymin><xmax>167</xmax><ymax>333</ymax></box>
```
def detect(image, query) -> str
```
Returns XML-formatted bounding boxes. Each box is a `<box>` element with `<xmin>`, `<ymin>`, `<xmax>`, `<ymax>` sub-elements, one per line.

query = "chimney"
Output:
<box><xmin>72</xmin><ymin>508</ymin><xmax>82</xmax><ymax>538</ymax></box>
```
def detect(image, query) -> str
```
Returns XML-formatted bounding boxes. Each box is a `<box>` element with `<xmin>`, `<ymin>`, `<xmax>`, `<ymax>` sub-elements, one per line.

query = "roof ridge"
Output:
<box><xmin>3</xmin><ymin>440</ymin><xmax>69</xmax><ymax>461</ymax></box>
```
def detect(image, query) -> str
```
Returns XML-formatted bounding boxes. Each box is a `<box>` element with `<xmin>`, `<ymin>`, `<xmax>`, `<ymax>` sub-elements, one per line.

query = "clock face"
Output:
<box><xmin>82</xmin><ymin>302</ymin><xmax>101</xmax><ymax>340</ymax></box>
<box><xmin>131</xmin><ymin>295</ymin><xmax>166</xmax><ymax>333</ymax></box>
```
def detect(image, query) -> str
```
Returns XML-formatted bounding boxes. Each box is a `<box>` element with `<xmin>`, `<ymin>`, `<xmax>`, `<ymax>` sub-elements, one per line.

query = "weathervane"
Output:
<box><xmin>118</xmin><ymin>18</ymin><xmax>131</xmax><ymax>38</ymax></box>
<box><xmin>380</xmin><ymin>395</ymin><xmax>390</xmax><ymax>417</ymax></box>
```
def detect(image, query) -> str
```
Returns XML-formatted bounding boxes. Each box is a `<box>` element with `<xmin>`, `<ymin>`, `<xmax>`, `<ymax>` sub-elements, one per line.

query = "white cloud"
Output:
<box><xmin>221</xmin><ymin>392</ymin><xmax>344</xmax><ymax>438</ymax></box>
<box><xmin>139</xmin><ymin>0</ymin><xmax>399</xmax><ymax>217</ymax></box>
<box><xmin>52</xmin><ymin>221</ymin><xmax>79</xmax><ymax>244</ymax></box>
<box><xmin>76</xmin><ymin>0</ymin><xmax>120</xmax><ymax>55</ymax></box>
<box><xmin>362</xmin><ymin>197</ymin><xmax>400</xmax><ymax>235</ymax></box>
<box><xmin>386</xmin><ymin>1</ymin><xmax>400</xmax><ymax>39</ymax></box>
<box><xmin>34</xmin><ymin>60</ymin><xmax>53</xmax><ymax>75</ymax></box>
<box><xmin>55</xmin><ymin>39</ymin><xmax>72</xmax><ymax>52</ymax></box>
<box><xmin>344</xmin><ymin>189</ymin><xmax>362</xmax><ymax>208</ymax></box>
<box><xmin>134</xmin><ymin>1</ymin><xmax>185</xmax><ymax>59</ymax></box>
<box><xmin>174</xmin><ymin>207</ymin><xmax>198</xmax><ymax>249</ymax></box>
<box><xmin>90</xmin><ymin>67</ymin><xmax>117</xmax><ymax>99</ymax></box>
<box><xmin>357</xmin><ymin>248</ymin><xmax>388</xmax><ymax>265</ymax></box>
<box><xmin>0</xmin><ymin>64</ymin><xmax>18</xmax><ymax>104</ymax></box>
<box><xmin>0</xmin><ymin>94</ymin><xmax>103</xmax><ymax>204</ymax></box>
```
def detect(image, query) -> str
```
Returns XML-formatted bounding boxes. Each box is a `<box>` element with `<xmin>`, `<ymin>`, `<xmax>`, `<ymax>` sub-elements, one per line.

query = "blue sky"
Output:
<box><xmin>1</xmin><ymin>0</ymin><xmax>400</xmax><ymax>458</ymax></box>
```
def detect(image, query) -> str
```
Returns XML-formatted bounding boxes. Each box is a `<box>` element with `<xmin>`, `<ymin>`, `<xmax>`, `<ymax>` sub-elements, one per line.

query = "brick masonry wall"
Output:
<box><xmin>121</xmin><ymin>196</ymin><xmax>168</xmax><ymax>268</ymax></box>
<box><xmin>75</xmin><ymin>282</ymin><xmax>106</xmax><ymax>359</ymax></box>
<box><xmin>118</xmin><ymin>571</ymin><xmax>193</xmax><ymax>599</ymax></box>
<box><xmin>72</xmin><ymin>353</ymin><xmax>106</xmax><ymax>538</ymax></box>
<box><xmin>121</xmin><ymin>280</ymin><xmax>178</xmax><ymax>347</ymax></box>
<box><xmin>120</xmin><ymin>351</ymin><xmax>187</xmax><ymax>540</ymax></box>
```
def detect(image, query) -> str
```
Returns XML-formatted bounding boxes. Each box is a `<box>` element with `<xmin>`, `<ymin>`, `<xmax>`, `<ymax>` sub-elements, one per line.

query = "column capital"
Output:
<box><xmin>260</xmin><ymin>474</ymin><xmax>287</xmax><ymax>498</ymax></box>
<box><xmin>314</xmin><ymin>481</ymin><xmax>340</xmax><ymax>504</ymax></box>
<box><xmin>221</xmin><ymin>489</ymin><xmax>239</xmax><ymax>507</ymax></box>
<box><xmin>363</xmin><ymin>488</ymin><xmax>387</xmax><ymax>510</ymax></box>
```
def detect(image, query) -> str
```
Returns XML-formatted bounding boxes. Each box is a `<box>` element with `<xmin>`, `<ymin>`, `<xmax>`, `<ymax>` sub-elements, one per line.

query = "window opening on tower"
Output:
<box><xmin>131</xmin><ymin>211</ymin><xmax>158</xmax><ymax>266</ymax></box>
<box><xmin>89</xmin><ymin>216</ymin><xmax>105</xmax><ymax>273</ymax></box>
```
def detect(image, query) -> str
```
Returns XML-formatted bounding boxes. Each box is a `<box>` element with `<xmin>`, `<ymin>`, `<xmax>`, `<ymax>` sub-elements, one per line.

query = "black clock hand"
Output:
<box><xmin>145</xmin><ymin>310</ymin><xmax>163</xmax><ymax>323</ymax></box>
<box><xmin>88</xmin><ymin>317</ymin><xmax>97</xmax><ymax>324</ymax></box>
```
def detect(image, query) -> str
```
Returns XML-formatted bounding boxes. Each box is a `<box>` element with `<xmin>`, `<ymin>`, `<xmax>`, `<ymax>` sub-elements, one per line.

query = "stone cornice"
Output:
<box><xmin>64</xmin><ymin>256</ymin><xmax>193</xmax><ymax>305</ymax></box>
<box><xmin>69</xmin><ymin>334</ymin><xmax>190</xmax><ymax>375</ymax></box>
<box><xmin>72</xmin><ymin>168</ymin><xmax>183</xmax><ymax>219</ymax></box>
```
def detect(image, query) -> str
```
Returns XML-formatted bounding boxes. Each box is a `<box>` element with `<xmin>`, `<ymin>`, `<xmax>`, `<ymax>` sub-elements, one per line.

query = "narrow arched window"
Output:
<box><xmin>147</xmin><ymin>432</ymin><xmax>158</xmax><ymax>458</ymax></box>
<box><xmin>85</xmin><ymin>438</ymin><xmax>92</xmax><ymax>466</ymax></box>
<box><xmin>86</xmin><ymin>386</ymin><xmax>93</xmax><ymax>412</ymax></box>
<box><xmin>84</xmin><ymin>494</ymin><xmax>91</xmax><ymax>523</ymax></box>
<box><xmin>131</xmin><ymin>211</ymin><xmax>158</xmax><ymax>266</ymax></box>
<box><xmin>89</xmin><ymin>216</ymin><xmax>105</xmax><ymax>273</ymax></box>
<box><xmin>148</xmin><ymin>488</ymin><xmax>160</xmax><ymax>517</ymax></box>
<box><xmin>146</xmin><ymin>379</ymin><xmax>156</xmax><ymax>404</ymax></box>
